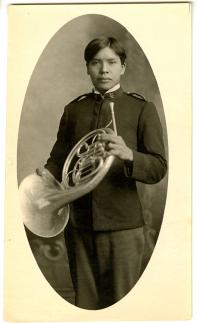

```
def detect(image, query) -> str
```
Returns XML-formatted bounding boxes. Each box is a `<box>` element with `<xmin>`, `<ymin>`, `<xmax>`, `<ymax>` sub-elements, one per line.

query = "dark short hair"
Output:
<box><xmin>84</xmin><ymin>36</ymin><xmax>126</xmax><ymax>64</ymax></box>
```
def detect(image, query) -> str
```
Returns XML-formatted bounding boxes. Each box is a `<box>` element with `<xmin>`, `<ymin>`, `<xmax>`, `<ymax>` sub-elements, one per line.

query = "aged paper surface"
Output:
<box><xmin>4</xmin><ymin>3</ymin><xmax>191</xmax><ymax>321</ymax></box>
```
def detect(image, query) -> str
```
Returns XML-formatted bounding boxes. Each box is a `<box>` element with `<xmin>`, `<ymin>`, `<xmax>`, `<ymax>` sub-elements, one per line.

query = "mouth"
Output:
<box><xmin>98</xmin><ymin>78</ymin><xmax>112</xmax><ymax>82</ymax></box>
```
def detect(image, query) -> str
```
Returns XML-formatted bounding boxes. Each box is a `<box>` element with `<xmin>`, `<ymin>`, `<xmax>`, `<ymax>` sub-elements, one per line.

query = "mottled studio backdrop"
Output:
<box><xmin>17</xmin><ymin>14</ymin><xmax>168</xmax><ymax>301</ymax></box>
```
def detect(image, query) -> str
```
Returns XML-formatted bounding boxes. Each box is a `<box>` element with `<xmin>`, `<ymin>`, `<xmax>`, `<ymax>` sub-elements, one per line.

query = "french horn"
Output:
<box><xmin>19</xmin><ymin>102</ymin><xmax>117</xmax><ymax>238</ymax></box>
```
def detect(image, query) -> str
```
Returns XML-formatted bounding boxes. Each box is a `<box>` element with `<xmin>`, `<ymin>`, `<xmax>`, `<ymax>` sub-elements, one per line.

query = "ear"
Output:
<box><xmin>86</xmin><ymin>63</ymin><xmax>90</xmax><ymax>75</ymax></box>
<box><xmin>120</xmin><ymin>63</ymin><xmax>126</xmax><ymax>76</ymax></box>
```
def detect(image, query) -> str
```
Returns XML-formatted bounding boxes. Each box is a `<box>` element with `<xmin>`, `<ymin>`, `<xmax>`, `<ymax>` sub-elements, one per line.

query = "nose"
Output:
<box><xmin>100</xmin><ymin>62</ymin><xmax>109</xmax><ymax>73</ymax></box>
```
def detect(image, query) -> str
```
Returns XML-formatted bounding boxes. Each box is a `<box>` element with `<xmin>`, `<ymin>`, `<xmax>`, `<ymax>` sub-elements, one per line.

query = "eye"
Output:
<box><xmin>108</xmin><ymin>60</ymin><xmax>117</xmax><ymax>65</ymax></box>
<box><xmin>90</xmin><ymin>60</ymin><xmax>99</xmax><ymax>66</ymax></box>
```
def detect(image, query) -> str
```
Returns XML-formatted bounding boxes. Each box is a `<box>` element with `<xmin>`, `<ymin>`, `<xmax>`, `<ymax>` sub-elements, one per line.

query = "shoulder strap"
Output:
<box><xmin>126</xmin><ymin>92</ymin><xmax>146</xmax><ymax>101</ymax></box>
<box><xmin>70</xmin><ymin>93</ymin><xmax>92</xmax><ymax>104</ymax></box>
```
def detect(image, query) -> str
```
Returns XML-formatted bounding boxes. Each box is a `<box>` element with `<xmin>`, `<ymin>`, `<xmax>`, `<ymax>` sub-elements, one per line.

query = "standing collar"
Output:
<box><xmin>93</xmin><ymin>83</ymin><xmax>120</xmax><ymax>95</ymax></box>
<box><xmin>92</xmin><ymin>84</ymin><xmax>123</xmax><ymax>100</ymax></box>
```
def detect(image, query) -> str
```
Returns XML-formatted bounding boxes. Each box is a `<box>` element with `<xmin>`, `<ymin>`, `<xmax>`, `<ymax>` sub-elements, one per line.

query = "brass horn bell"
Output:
<box><xmin>19</xmin><ymin>103</ymin><xmax>116</xmax><ymax>238</ymax></box>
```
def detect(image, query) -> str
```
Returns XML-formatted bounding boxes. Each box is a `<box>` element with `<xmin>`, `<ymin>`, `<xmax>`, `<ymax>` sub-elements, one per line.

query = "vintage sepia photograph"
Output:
<box><xmin>18</xmin><ymin>13</ymin><xmax>168</xmax><ymax>310</ymax></box>
<box><xmin>4</xmin><ymin>2</ymin><xmax>191</xmax><ymax>321</ymax></box>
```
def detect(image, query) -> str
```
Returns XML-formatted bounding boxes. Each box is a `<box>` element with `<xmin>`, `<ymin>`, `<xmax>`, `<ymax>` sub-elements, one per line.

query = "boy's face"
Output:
<box><xmin>87</xmin><ymin>46</ymin><xmax>126</xmax><ymax>93</ymax></box>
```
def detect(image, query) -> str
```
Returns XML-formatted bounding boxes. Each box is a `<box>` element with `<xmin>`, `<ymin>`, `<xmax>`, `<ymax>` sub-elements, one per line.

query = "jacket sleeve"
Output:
<box><xmin>125</xmin><ymin>101</ymin><xmax>167</xmax><ymax>184</ymax></box>
<box><xmin>44</xmin><ymin>106</ymin><xmax>71</xmax><ymax>182</ymax></box>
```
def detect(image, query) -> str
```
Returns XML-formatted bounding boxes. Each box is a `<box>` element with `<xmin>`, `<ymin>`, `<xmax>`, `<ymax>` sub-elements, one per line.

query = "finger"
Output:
<box><xmin>94</xmin><ymin>145</ymin><xmax>106</xmax><ymax>156</ymax></box>
<box><xmin>108</xmin><ymin>143</ymin><xmax>123</xmax><ymax>149</ymax></box>
<box><xmin>105</xmin><ymin>128</ymin><xmax>115</xmax><ymax>135</ymax></box>
<box><xmin>100</xmin><ymin>134</ymin><xmax>122</xmax><ymax>144</ymax></box>
<box><xmin>107</xmin><ymin>149</ymin><xmax>122</xmax><ymax>158</ymax></box>
<box><xmin>96</xmin><ymin>142</ymin><xmax>106</xmax><ymax>149</ymax></box>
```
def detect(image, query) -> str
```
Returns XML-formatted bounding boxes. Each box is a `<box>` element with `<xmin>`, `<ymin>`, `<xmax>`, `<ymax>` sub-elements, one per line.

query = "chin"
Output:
<box><xmin>97</xmin><ymin>85</ymin><xmax>113</xmax><ymax>93</ymax></box>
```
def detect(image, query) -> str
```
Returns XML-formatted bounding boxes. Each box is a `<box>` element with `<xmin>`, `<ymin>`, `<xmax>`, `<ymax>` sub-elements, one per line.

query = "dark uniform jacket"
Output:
<box><xmin>45</xmin><ymin>87</ymin><xmax>167</xmax><ymax>231</ymax></box>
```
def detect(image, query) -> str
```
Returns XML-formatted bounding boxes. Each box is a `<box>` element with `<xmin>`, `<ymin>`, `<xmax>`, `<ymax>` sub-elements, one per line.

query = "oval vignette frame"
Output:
<box><xmin>17</xmin><ymin>14</ymin><xmax>168</xmax><ymax>308</ymax></box>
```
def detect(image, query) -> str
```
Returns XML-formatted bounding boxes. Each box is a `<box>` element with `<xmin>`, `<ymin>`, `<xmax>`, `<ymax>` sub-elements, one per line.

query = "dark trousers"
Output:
<box><xmin>64</xmin><ymin>225</ymin><xmax>145</xmax><ymax>310</ymax></box>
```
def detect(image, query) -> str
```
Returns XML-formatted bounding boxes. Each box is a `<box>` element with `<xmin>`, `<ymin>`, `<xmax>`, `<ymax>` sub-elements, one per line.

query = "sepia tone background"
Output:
<box><xmin>5</xmin><ymin>3</ymin><xmax>191</xmax><ymax>321</ymax></box>
<box><xmin>17</xmin><ymin>13</ymin><xmax>168</xmax><ymax>304</ymax></box>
